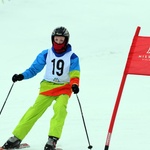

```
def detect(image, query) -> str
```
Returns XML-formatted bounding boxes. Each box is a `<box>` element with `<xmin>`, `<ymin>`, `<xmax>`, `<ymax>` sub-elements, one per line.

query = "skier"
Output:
<box><xmin>1</xmin><ymin>26</ymin><xmax>80</xmax><ymax>150</ymax></box>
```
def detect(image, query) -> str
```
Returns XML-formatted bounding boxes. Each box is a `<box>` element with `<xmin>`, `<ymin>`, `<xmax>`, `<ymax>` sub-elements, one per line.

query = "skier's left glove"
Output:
<box><xmin>72</xmin><ymin>84</ymin><xmax>79</xmax><ymax>94</ymax></box>
<box><xmin>12</xmin><ymin>74</ymin><xmax>24</xmax><ymax>82</ymax></box>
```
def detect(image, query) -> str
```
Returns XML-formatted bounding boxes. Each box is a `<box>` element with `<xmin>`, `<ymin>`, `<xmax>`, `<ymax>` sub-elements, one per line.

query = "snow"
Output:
<box><xmin>0</xmin><ymin>0</ymin><xmax>150</xmax><ymax>150</ymax></box>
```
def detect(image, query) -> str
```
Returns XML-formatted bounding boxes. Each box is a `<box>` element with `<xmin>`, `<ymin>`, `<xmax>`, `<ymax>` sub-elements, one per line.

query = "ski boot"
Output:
<box><xmin>44</xmin><ymin>136</ymin><xmax>58</xmax><ymax>150</ymax></box>
<box><xmin>2</xmin><ymin>136</ymin><xmax>21</xmax><ymax>149</ymax></box>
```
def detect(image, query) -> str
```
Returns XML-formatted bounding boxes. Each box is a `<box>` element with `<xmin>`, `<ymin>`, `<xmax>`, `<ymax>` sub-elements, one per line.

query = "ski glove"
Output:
<box><xmin>12</xmin><ymin>74</ymin><xmax>24</xmax><ymax>82</ymax></box>
<box><xmin>72</xmin><ymin>84</ymin><xmax>79</xmax><ymax>94</ymax></box>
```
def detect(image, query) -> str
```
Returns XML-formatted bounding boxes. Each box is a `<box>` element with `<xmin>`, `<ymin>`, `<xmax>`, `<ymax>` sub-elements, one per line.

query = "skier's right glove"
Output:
<box><xmin>72</xmin><ymin>84</ymin><xmax>79</xmax><ymax>94</ymax></box>
<box><xmin>12</xmin><ymin>74</ymin><xmax>24</xmax><ymax>82</ymax></box>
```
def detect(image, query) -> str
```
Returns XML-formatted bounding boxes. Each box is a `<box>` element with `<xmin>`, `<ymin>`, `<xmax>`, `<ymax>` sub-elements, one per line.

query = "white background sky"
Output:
<box><xmin>0</xmin><ymin>0</ymin><xmax>150</xmax><ymax>150</ymax></box>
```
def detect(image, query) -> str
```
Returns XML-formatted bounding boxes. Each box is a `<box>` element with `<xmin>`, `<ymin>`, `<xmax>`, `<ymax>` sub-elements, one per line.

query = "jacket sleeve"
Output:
<box><xmin>69</xmin><ymin>53</ymin><xmax>80</xmax><ymax>86</ymax></box>
<box><xmin>22</xmin><ymin>50</ymin><xmax>48</xmax><ymax>79</ymax></box>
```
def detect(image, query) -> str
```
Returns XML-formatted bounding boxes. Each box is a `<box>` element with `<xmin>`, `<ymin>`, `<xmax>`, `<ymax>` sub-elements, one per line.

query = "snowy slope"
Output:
<box><xmin>0</xmin><ymin>0</ymin><xmax>150</xmax><ymax>150</ymax></box>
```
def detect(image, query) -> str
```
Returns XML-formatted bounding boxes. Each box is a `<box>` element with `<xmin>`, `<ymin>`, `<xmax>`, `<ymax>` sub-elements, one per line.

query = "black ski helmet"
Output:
<box><xmin>51</xmin><ymin>26</ymin><xmax>70</xmax><ymax>44</ymax></box>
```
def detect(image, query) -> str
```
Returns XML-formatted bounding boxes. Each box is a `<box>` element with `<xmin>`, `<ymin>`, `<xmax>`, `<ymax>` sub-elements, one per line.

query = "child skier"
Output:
<box><xmin>1</xmin><ymin>26</ymin><xmax>80</xmax><ymax>150</ymax></box>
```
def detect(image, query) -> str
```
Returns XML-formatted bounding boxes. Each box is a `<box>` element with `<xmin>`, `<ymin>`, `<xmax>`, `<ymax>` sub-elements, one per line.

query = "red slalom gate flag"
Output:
<box><xmin>104</xmin><ymin>26</ymin><xmax>150</xmax><ymax>150</ymax></box>
<box><xmin>125</xmin><ymin>26</ymin><xmax>150</xmax><ymax>75</ymax></box>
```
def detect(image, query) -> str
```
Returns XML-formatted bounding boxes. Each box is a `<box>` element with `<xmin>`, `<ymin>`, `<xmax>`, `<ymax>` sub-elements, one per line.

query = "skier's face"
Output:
<box><xmin>54</xmin><ymin>36</ymin><xmax>65</xmax><ymax>44</ymax></box>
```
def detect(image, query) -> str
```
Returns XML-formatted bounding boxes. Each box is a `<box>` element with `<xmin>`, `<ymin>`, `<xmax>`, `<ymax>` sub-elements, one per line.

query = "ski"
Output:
<box><xmin>0</xmin><ymin>143</ymin><xmax>30</xmax><ymax>150</ymax></box>
<box><xmin>0</xmin><ymin>143</ymin><xmax>63</xmax><ymax>150</ymax></box>
<box><xmin>56</xmin><ymin>148</ymin><xmax>63</xmax><ymax>150</ymax></box>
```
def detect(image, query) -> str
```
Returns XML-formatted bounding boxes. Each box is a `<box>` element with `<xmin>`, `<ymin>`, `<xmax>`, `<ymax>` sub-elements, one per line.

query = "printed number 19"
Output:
<box><xmin>51</xmin><ymin>59</ymin><xmax>64</xmax><ymax>76</ymax></box>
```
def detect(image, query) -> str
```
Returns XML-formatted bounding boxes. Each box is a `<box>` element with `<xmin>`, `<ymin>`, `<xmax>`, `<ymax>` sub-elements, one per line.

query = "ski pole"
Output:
<box><xmin>0</xmin><ymin>82</ymin><xmax>15</xmax><ymax>115</ymax></box>
<box><xmin>76</xmin><ymin>94</ymin><xmax>93</xmax><ymax>149</ymax></box>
